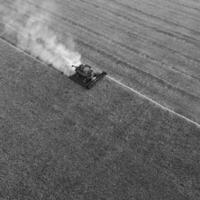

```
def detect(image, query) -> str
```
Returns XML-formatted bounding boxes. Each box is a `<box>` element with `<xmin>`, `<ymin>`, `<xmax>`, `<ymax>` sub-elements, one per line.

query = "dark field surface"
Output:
<box><xmin>1</xmin><ymin>0</ymin><xmax>200</xmax><ymax>200</ymax></box>
<box><xmin>2</xmin><ymin>0</ymin><xmax>200</xmax><ymax>124</ymax></box>
<box><xmin>0</xmin><ymin>37</ymin><xmax>200</xmax><ymax>200</ymax></box>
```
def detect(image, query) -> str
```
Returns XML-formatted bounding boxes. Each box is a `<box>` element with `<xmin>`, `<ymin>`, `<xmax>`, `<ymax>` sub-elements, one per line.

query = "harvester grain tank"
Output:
<box><xmin>69</xmin><ymin>64</ymin><xmax>107</xmax><ymax>89</ymax></box>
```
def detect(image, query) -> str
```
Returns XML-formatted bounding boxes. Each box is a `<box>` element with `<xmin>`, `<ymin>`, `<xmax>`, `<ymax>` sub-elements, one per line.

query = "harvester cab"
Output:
<box><xmin>69</xmin><ymin>64</ymin><xmax>107</xmax><ymax>89</ymax></box>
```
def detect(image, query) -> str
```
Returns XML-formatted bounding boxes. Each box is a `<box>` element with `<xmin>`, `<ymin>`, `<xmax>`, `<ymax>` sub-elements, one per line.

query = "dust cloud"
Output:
<box><xmin>2</xmin><ymin>0</ymin><xmax>81</xmax><ymax>75</ymax></box>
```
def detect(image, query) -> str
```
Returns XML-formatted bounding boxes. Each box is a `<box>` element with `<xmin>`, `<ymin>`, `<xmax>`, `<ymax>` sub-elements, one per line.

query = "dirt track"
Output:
<box><xmin>1</xmin><ymin>0</ymin><xmax>200</xmax><ymax>199</ymax></box>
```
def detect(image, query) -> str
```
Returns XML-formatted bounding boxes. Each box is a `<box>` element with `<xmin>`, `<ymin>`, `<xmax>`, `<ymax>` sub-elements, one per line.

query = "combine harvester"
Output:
<box><xmin>69</xmin><ymin>64</ymin><xmax>107</xmax><ymax>89</ymax></box>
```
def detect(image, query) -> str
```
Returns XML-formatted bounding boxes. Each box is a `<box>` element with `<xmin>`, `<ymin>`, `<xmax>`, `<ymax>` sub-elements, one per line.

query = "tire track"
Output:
<box><xmin>140</xmin><ymin>0</ymin><xmax>200</xmax><ymax>20</ymax></box>
<box><xmin>165</xmin><ymin>0</ymin><xmax>200</xmax><ymax>13</ymax></box>
<box><xmin>78</xmin><ymin>0</ymin><xmax>200</xmax><ymax>48</ymax></box>
<box><xmin>61</xmin><ymin>0</ymin><xmax>200</xmax><ymax>65</ymax></box>
<box><xmin>117</xmin><ymin>0</ymin><xmax>200</xmax><ymax>24</ymax></box>
<box><xmin>111</xmin><ymin>0</ymin><xmax>200</xmax><ymax>37</ymax></box>
<box><xmin>77</xmin><ymin>0</ymin><xmax>200</xmax><ymax>44</ymax></box>
<box><xmin>4</xmin><ymin>0</ymin><xmax>200</xmax><ymax>75</ymax></box>
<box><xmin>59</xmin><ymin>0</ymin><xmax>200</xmax><ymax>79</ymax></box>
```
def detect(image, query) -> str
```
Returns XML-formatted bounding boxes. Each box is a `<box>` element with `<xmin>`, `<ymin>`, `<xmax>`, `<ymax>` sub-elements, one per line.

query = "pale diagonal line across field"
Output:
<box><xmin>107</xmin><ymin>76</ymin><xmax>200</xmax><ymax>128</ymax></box>
<box><xmin>0</xmin><ymin>36</ymin><xmax>200</xmax><ymax>129</ymax></box>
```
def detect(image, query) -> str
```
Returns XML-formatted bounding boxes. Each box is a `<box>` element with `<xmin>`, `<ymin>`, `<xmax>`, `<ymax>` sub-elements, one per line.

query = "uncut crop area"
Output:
<box><xmin>1</xmin><ymin>0</ymin><xmax>200</xmax><ymax>200</ymax></box>
<box><xmin>1</xmin><ymin>0</ymin><xmax>200</xmax><ymax>123</ymax></box>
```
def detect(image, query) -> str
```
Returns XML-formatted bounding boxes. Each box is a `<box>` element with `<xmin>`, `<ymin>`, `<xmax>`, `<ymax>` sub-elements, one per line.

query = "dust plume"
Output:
<box><xmin>2</xmin><ymin>0</ymin><xmax>81</xmax><ymax>76</ymax></box>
